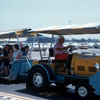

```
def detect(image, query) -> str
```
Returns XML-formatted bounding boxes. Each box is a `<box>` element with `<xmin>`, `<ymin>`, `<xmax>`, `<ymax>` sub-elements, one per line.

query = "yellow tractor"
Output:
<box><xmin>26</xmin><ymin>25</ymin><xmax>100</xmax><ymax>99</ymax></box>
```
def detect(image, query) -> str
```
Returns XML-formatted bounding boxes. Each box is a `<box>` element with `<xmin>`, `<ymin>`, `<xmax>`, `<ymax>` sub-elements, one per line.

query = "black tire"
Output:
<box><xmin>27</xmin><ymin>67</ymin><xmax>49</xmax><ymax>91</ymax></box>
<box><xmin>75</xmin><ymin>82</ymin><xmax>94</xmax><ymax>99</ymax></box>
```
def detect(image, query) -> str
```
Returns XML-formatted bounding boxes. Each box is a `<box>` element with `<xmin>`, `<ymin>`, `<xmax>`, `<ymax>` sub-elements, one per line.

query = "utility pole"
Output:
<box><xmin>69</xmin><ymin>20</ymin><xmax>72</xmax><ymax>25</ymax></box>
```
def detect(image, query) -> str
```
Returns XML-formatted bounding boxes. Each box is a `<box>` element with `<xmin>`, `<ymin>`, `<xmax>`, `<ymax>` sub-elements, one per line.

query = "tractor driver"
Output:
<box><xmin>54</xmin><ymin>35</ymin><xmax>73</xmax><ymax>61</ymax></box>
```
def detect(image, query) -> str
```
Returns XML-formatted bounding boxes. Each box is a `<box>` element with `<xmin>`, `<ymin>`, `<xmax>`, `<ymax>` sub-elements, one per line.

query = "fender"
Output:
<box><xmin>89</xmin><ymin>71</ymin><xmax>100</xmax><ymax>95</ymax></box>
<box><xmin>30</xmin><ymin>64</ymin><xmax>55</xmax><ymax>82</ymax></box>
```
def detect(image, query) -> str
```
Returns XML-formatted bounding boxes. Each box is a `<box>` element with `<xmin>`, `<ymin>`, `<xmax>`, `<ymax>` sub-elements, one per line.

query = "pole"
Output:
<box><xmin>16</xmin><ymin>35</ymin><xmax>22</xmax><ymax>59</ymax></box>
<box><xmin>37</xmin><ymin>33</ymin><xmax>42</xmax><ymax>60</ymax></box>
<box><xmin>50</xmin><ymin>34</ymin><xmax>54</xmax><ymax>48</ymax></box>
<box><xmin>30</xmin><ymin>37</ymin><xmax>36</xmax><ymax>59</ymax></box>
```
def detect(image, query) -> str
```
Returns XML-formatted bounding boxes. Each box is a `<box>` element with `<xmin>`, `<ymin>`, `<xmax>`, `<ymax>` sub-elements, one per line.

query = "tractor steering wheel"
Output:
<box><xmin>64</xmin><ymin>46</ymin><xmax>77</xmax><ymax>54</ymax></box>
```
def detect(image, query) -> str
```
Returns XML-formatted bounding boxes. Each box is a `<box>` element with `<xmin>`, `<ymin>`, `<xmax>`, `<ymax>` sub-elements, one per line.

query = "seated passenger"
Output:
<box><xmin>10</xmin><ymin>44</ymin><xmax>21</xmax><ymax>64</ymax></box>
<box><xmin>0</xmin><ymin>48</ymin><xmax>4</xmax><ymax>75</ymax></box>
<box><xmin>0</xmin><ymin>48</ymin><xmax>3</xmax><ymax>56</ymax></box>
<box><xmin>9</xmin><ymin>45</ymin><xmax>14</xmax><ymax>60</ymax></box>
<box><xmin>2</xmin><ymin>44</ymin><xmax>10</xmax><ymax>75</ymax></box>
<box><xmin>0</xmin><ymin>44</ymin><xmax>12</xmax><ymax>76</ymax></box>
<box><xmin>23</xmin><ymin>46</ymin><xmax>30</xmax><ymax>59</ymax></box>
<box><xmin>54</xmin><ymin>35</ymin><xmax>72</xmax><ymax>61</ymax></box>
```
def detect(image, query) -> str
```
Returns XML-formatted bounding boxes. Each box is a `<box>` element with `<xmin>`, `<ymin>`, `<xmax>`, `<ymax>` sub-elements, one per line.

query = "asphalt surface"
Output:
<box><xmin>0</xmin><ymin>79</ymin><xmax>100</xmax><ymax>100</ymax></box>
<box><xmin>0</xmin><ymin>80</ymin><xmax>76</xmax><ymax>100</ymax></box>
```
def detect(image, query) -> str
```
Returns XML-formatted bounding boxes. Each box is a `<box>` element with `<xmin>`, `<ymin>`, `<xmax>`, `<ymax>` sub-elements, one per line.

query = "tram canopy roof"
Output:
<box><xmin>0</xmin><ymin>25</ymin><xmax>100</xmax><ymax>39</ymax></box>
<box><xmin>0</xmin><ymin>28</ymin><xmax>36</xmax><ymax>39</ymax></box>
<box><xmin>30</xmin><ymin>25</ymin><xmax>100</xmax><ymax>35</ymax></box>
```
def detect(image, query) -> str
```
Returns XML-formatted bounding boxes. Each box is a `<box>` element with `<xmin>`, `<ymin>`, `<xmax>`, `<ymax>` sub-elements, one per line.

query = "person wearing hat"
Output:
<box><xmin>54</xmin><ymin>35</ymin><xmax>72</xmax><ymax>61</ymax></box>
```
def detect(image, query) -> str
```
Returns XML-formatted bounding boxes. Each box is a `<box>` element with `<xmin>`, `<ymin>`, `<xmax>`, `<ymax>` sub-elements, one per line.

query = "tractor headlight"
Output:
<box><xmin>94</xmin><ymin>63</ymin><xmax>100</xmax><ymax>70</ymax></box>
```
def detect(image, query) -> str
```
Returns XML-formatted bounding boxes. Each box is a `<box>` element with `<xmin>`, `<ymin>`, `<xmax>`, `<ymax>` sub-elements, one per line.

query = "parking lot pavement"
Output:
<box><xmin>0</xmin><ymin>92</ymin><xmax>36</xmax><ymax>100</ymax></box>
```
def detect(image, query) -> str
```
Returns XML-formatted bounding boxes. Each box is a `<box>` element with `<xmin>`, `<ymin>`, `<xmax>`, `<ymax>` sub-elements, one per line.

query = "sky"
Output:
<box><xmin>0</xmin><ymin>0</ymin><xmax>100</xmax><ymax>39</ymax></box>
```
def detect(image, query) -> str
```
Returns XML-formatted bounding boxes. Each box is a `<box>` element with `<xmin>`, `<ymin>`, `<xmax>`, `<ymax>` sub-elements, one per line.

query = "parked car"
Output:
<box><xmin>79</xmin><ymin>43</ymin><xmax>89</xmax><ymax>49</ymax></box>
<box><xmin>94</xmin><ymin>43</ymin><xmax>100</xmax><ymax>48</ymax></box>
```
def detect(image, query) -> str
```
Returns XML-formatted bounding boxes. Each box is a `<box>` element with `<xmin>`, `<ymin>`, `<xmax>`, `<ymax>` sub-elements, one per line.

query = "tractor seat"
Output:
<box><xmin>49</xmin><ymin>48</ymin><xmax>73</xmax><ymax>63</ymax></box>
<box><xmin>49</xmin><ymin>48</ymin><xmax>66</xmax><ymax>63</ymax></box>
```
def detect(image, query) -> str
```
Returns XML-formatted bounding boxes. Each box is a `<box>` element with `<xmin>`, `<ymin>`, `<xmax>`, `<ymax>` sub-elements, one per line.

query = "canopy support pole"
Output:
<box><xmin>37</xmin><ymin>33</ymin><xmax>42</xmax><ymax>60</ymax></box>
<box><xmin>48</xmin><ymin>34</ymin><xmax>55</xmax><ymax>63</ymax></box>
<box><xmin>30</xmin><ymin>37</ymin><xmax>36</xmax><ymax>59</ymax></box>
<box><xmin>16</xmin><ymin>35</ymin><xmax>22</xmax><ymax>59</ymax></box>
<box><xmin>50</xmin><ymin>34</ymin><xmax>54</xmax><ymax>48</ymax></box>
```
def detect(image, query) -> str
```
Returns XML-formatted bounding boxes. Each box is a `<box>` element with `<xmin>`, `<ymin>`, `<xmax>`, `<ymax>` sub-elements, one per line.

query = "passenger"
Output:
<box><xmin>8</xmin><ymin>44</ymin><xmax>21</xmax><ymax>74</ymax></box>
<box><xmin>9</xmin><ymin>45</ymin><xmax>14</xmax><ymax>60</ymax></box>
<box><xmin>0</xmin><ymin>48</ymin><xmax>4</xmax><ymax>75</ymax></box>
<box><xmin>2</xmin><ymin>44</ymin><xmax>10</xmax><ymax>75</ymax></box>
<box><xmin>3</xmin><ymin>44</ymin><xmax>10</xmax><ymax>57</ymax></box>
<box><xmin>23</xmin><ymin>46</ymin><xmax>30</xmax><ymax>59</ymax></box>
<box><xmin>0</xmin><ymin>48</ymin><xmax>3</xmax><ymax>56</ymax></box>
<box><xmin>0</xmin><ymin>62</ymin><xmax>4</xmax><ymax>75</ymax></box>
<box><xmin>11</xmin><ymin>44</ymin><xmax>21</xmax><ymax>63</ymax></box>
<box><xmin>54</xmin><ymin>35</ymin><xmax>72</xmax><ymax>61</ymax></box>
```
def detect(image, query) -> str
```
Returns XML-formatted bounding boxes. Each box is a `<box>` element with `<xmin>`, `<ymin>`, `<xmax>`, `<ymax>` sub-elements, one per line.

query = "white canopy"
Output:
<box><xmin>30</xmin><ymin>25</ymin><xmax>100</xmax><ymax>35</ymax></box>
<box><xmin>0</xmin><ymin>28</ymin><xmax>36</xmax><ymax>39</ymax></box>
<box><xmin>0</xmin><ymin>24</ymin><xmax>100</xmax><ymax>39</ymax></box>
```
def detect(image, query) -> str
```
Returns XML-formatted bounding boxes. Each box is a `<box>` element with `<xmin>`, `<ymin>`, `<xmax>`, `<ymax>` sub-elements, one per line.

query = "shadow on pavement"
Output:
<box><xmin>16</xmin><ymin>85</ymin><xmax>100</xmax><ymax>100</ymax></box>
<box><xmin>0</xmin><ymin>79</ymin><xmax>100</xmax><ymax>100</ymax></box>
<box><xmin>15</xmin><ymin>85</ymin><xmax>80</xmax><ymax>100</ymax></box>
